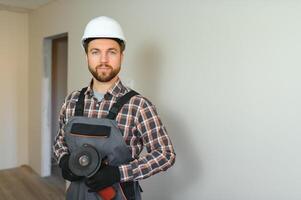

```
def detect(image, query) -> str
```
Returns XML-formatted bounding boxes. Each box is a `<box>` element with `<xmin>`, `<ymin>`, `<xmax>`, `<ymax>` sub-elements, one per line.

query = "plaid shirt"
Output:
<box><xmin>53</xmin><ymin>79</ymin><xmax>175</xmax><ymax>182</ymax></box>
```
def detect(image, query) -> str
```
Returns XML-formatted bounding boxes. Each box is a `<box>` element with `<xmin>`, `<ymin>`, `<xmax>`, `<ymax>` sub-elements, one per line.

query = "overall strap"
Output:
<box><xmin>107</xmin><ymin>90</ymin><xmax>139</xmax><ymax>120</ymax></box>
<box><xmin>74</xmin><ymin>87</ymin><xmax>88</xmax><ymax>116</ymax></box>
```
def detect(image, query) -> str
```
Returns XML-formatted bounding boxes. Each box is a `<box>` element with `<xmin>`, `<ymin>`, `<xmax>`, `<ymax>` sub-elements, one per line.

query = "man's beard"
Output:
<box><xmin>88</xmin><ymin>64</ymin><xmax>120</xmax><ymax>82</ymax></box>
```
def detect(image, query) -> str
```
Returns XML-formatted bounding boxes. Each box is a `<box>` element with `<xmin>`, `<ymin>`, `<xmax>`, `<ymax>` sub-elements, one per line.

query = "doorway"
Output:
<box><xmin>42</xmin><ymin>33</ymin><xmax>67</xmax><ymax>181</ymax></box>
<box><xmin>51</xmin><ymin>36</ymin><xmax>68</xmax><ymax>178</ymax></box>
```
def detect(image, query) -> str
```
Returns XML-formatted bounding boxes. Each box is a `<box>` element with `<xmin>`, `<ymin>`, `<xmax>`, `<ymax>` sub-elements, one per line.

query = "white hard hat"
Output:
<box><xmin>81</xmin><ymin>16</ymin><xmax>126</xmax><ymax>48</ymax></box>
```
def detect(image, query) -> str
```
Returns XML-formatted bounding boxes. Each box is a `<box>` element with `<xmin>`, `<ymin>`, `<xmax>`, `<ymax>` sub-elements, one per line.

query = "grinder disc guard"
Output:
<box><xmin>69</xmin><ymin>144</ymin><xmax>101</xmax><ymax>177</ymax></box>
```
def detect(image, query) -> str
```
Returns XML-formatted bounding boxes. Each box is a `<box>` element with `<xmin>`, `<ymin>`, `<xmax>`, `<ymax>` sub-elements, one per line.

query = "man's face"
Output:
<box><xmin>87</xmin><ymin>38</ymin><xmax>123</xmax><ymax>83</ymax></box>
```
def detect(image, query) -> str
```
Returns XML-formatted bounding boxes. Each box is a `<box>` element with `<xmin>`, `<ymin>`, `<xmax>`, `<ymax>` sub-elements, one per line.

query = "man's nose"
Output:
<box><xmin>100</xmin><ymin>53</ymin><xmax>108</xmax><ymax>63</ymax></box>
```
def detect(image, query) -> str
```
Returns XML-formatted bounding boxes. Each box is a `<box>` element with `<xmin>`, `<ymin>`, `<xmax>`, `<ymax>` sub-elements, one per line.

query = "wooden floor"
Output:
<box><xmin>0</xmin><ymin>165</ymin><xmax>65</xmax><ymax>200</ymax></box>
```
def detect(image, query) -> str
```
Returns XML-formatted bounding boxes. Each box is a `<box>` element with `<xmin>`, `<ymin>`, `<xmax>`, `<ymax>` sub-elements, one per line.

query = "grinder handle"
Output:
<box><xmin>98</xmin><ymin>186</ymin><xmax>116</xmax><ymax>200</ymax></box>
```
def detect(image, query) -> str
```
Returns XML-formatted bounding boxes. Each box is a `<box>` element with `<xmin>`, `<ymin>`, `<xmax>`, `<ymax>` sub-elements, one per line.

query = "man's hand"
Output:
<box><xmin>85</xmin><ymin>165</ymin><xmax>121</xmax><ymax>192</ymax></box>
<box><xmin>59</xmin><ymin>154</ymin><xmax>83</xmax><ymax>182</ymax></box>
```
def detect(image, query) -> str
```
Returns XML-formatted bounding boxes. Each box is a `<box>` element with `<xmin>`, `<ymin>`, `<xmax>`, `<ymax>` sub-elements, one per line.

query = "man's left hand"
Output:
<box><xmin>85</xmin><ymin>165</ymin><xmax>121</xmax><ymax>192</ymax></box>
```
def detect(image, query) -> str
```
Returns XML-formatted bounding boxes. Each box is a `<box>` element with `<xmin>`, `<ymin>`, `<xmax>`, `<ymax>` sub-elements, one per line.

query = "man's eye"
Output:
<box><xmin>109</xmin><ymin>50</ymin><xmax>117</xmax><ymax>54</ymax></box>
<box><xmin>91</xmin><ymin>51</ymin><xmax>98</xmax><ymax>55</ymax></box>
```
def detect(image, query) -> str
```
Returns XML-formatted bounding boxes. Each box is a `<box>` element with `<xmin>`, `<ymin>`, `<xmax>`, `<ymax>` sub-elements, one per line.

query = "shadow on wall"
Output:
<box><xmin>135</xmin><ymin>41</ymin><xmax>202</xmax><ymax>199</ymax></box>
<box><xmin>133</xmin><ymin>40</ymin><xmax>163</xmax><ymax>103</ymax></box>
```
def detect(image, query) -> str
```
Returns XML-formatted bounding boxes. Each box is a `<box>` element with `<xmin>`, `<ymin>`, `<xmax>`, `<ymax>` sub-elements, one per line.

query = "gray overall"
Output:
<box><xmin>64</xmin><ymin>88</ymin><xmax>142</xmax><ymax>200</ymax></box>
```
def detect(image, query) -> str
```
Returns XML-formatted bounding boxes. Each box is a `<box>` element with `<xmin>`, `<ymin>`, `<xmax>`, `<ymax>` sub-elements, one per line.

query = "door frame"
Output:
<box><xmin>41</xmin><ymin>33</ymin><xmax>68</xmax><ymax>177</ymax></box>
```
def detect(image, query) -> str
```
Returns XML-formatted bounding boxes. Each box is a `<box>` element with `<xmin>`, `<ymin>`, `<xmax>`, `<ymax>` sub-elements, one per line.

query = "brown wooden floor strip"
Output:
<box><xmin>0</xmin><ymin>165</ymin><xmax>65</xmax><ymax>200</ymax></box>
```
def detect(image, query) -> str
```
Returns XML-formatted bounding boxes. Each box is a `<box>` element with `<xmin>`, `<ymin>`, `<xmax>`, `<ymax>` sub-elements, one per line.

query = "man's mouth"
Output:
<box><xmin>96</xmin><ymin>65</ymin><xmax>112</xmax><ymax>71</ymax></box>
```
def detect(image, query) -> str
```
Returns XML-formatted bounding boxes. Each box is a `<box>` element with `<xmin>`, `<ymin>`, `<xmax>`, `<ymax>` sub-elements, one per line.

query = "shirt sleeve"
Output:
<box><xmin>119</xmin><ymin>99</ymin><xmax>176</xmax><ymax>182</ymax></box>
<box><xmin>52</xmin><ymin>96</ymin><xmax>70</xmax><ymax>164</ymax></box>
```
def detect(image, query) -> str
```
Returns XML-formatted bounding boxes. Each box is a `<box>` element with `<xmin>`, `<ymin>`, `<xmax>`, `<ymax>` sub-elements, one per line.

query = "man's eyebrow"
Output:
<box><xmin>108</xmin><ymin>47</ymin><xmax>118</xmax><ymax>51</ymax></box>
<box><xmin>89</xmin><ymin>48</ymin><xmax>99</xmax><ymax>51</ymax></box>
<box><xmin>89</xmin><ymin>47</ymin><xmax>118</xmax><ymax>51</ymax></box>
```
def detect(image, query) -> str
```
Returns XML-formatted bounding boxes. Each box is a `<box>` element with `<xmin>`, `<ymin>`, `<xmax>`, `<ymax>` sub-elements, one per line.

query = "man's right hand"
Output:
<box><xmin>59</xmin><ymin>154</ymin><xmax>83</xmax><ymax>182</ymax></box>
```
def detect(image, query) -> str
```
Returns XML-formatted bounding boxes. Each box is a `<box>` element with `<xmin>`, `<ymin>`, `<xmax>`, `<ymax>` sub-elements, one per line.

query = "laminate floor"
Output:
<box><xmin>0</xmin><ymin>165</ymin><xmax>65</xmax><ymax>200</ymax></box>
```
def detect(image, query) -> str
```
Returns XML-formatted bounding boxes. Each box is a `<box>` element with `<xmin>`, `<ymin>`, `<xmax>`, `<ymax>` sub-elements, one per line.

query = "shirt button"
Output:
<box><xmin>96</xmin><ymin>104</ymin><xmax>99</xmax><ymax>107</ymax></box>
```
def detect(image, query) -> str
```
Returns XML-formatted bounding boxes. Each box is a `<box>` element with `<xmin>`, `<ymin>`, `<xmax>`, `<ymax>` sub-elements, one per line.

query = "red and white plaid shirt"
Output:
<box><xmin>53</xmin><ymin>78</ymin><xmax>175</xmax><ymax>182</ymax></box>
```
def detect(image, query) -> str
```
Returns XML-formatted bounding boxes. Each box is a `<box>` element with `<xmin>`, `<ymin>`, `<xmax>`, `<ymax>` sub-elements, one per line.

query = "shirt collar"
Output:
<box><xmin>85</xmin><ymin>80</ymin><xmax>94</xmax><ymax>97</ymax></box>
<box><xmin>85</xmin><ymin>78</ymin><xmax>128</xmax><ymax>98</ymax></box>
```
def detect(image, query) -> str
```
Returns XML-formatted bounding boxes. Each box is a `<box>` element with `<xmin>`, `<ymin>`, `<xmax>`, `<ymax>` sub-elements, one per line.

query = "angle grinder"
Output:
<box><xmin>69</xmin><ymin>144</ymin><xmax>116</xmax><ymax>200</ymax></box>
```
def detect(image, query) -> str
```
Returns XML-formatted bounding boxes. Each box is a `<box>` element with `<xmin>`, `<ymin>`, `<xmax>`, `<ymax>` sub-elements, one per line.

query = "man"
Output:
<box><xmin>53</xmin><ymin>16</ymin><xmax>175</xmax><ymax>200</ymax></box>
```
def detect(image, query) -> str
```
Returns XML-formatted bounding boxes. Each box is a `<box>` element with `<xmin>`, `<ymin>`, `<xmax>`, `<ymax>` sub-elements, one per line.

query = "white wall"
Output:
<box><xmin>28</xmin><ymin>0</ymin><xmax>301</xmax><ymax>199</ymax></box>
<box><xmin>0</xmin><ymin>10</ymin><xmax>28</xmax><ymax>170</ymax></box>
